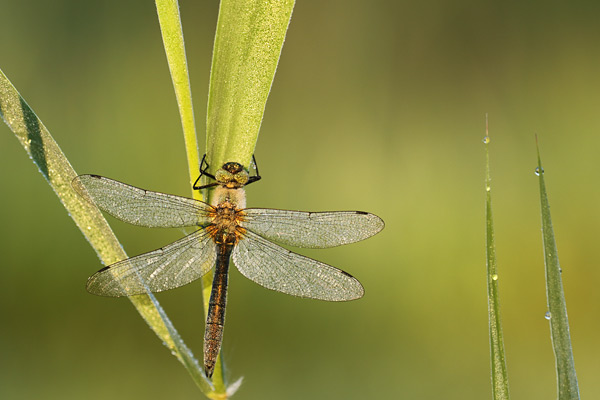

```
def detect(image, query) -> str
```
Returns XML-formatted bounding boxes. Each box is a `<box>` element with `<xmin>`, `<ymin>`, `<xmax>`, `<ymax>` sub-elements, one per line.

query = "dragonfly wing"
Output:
<box><xmin>242</xmin><ymin>208</ymin><xmax>384</xmax><ymax>248</ymax></box>
<box><xmin>73</xmin><ymin>175</ymin><xmax>213</xmax><ymax>227</ymax></box>
<box><xmin>232</xmin><ymin>230</ymin><xmax>364</xmax><ymax>301</ymax></box>
<box><xmin>86</xmin><ymin>229</ymin><xmax>216</xmax><ymax>296</ymax></box>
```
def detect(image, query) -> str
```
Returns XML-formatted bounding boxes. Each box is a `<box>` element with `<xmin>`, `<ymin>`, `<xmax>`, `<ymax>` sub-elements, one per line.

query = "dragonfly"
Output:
<box><xmin>72</xmin><ymin>157</ymin><xmax>384</xmax><ymax>377</ymax></box>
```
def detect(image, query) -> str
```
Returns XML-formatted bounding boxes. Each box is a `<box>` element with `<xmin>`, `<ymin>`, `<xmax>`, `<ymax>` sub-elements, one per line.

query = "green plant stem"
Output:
<box><xmin>155</xmin><ymin>0</ymin><xmax>224</xmax><ymax>396</ymax></box>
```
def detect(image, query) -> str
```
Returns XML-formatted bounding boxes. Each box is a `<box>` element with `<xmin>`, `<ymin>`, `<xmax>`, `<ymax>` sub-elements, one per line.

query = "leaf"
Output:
<box><xmin>158</xmin><ymin>0</ymin><xmax>295</xmax><ymax>394</ymax></box>
<box><xmin>483</xmin><ymin>129</ymin><xmax>510</xmax><ymax>400</ymax></box>
<box><xmin>155</xmin><ymin>0</ymin><xmax>201</xmax><ymax>194</ymax></box>
<box><xmin>0</xmin><ymin>69</ymin><xmax>212</xmax><ymax>394</ymax></box>
<box><xmin>535</xmin><ymin>140</ymin><xmax>580</xmax><ymax>400</ymax></box>
<box><xmin>206</xmin><ymin>0</ymin><xmax>295</xmax><ymax>170</ymax></box>
<box><xmin>197</xmin><ymin>0</ymin><xmax>295</xmax><ymax>391</ymax></box>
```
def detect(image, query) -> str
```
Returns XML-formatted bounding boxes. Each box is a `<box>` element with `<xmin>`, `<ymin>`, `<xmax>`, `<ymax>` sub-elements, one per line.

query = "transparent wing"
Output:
<box><xmin>242</xmin><ymin>208</ymin><xmax>384</xmax><ymax>248</ymax></box>
<box><xmin>73</xmin><ymin>175</ymin><xmax>213</xmax><ymax>228</ymax></box>
<box><xmin>232</xmin><ymin>230</ymin><xmax>364</xmax><ymax>301</ymax></box>
<box><xmin>86</xmin><ymin>229</ymin><xmax>216</xmax><ymax>296</ymax></box>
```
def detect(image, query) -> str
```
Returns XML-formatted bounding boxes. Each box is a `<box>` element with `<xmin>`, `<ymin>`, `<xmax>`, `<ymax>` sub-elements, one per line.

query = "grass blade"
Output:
<box><xmin>157</xmin><ymin>0</ymin><xmax>295</xmax><ymax>394</ymax></box>
<box><xmin>206</xmin><ymin>0</ymin><xmax>295</xmax><ymax>169</ymax></box>
<box><xmin>535</xmin><ymin>140</ymin><xmax>580</xmax><ymax>400</ymax></box>
<box><xmin>155</xmin><ymin>1</ymin><xmax>236</xmax><ymax>396</ymax></box>
<box><xmin>483</xmin><ymin>125</ymin><xmax>510</xmax><ymax>400</ymax></box>
<box><xmin>155</xmin><ymin>0</ymin><xmax>201</xmax><ymax>193</ymax></box>
<box><xmin>198</xmin><ymin>0</ymin><xmax>296</xmax><ymax>390</ymax></box>
<box><xmin>0</xmin><ymin>69</ymin><xmax>212</xmax><ymax>395</ymax></box>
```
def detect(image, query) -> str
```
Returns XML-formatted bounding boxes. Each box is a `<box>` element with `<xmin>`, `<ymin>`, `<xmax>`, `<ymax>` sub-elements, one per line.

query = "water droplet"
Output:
<box><xmin>544</xmin><ymin>311</ymin><xmax>552</xmax><ymax>320</ymax></box>
<box><xmin>486</xmin><ymin>185</ymin><xmax>491</xmax><ymax>192</ymax></box>
<box><xmin>535</xmin><ymin>167</ymin><xmax>544</xmax><ymax>176</ymax></box>
<box><xmin>482</xmin><ymin>136</ymin><xmax>490</xmax><ymax>144</ymax></box>
<box><xmin>491</xmin><ymin>274</ymin><xmax>498</xmax><ymax>281</ymax></box>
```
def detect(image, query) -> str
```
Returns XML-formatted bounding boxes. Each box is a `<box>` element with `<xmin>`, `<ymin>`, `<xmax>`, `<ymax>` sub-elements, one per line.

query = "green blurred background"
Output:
<box><xmin>2</xmin><ymin>1</ymin><xmax>600</xmax><ymax>399</ymax></box>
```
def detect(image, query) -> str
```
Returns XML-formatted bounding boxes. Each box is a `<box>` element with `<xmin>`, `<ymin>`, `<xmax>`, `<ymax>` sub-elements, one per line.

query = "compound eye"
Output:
<box><xmin>215</xmin><ymin>168</ymin><xmax>233</xmax><ymax>184</ymax></box>
<box><xmin>222</xmin><ymin>162</ymin><xmax>244</xmax><ymax>174</ymax></box>
<box><xmin>234</xmin><ymin>171</ymin><xmax>249</xmax><ymax>185</ymax></box>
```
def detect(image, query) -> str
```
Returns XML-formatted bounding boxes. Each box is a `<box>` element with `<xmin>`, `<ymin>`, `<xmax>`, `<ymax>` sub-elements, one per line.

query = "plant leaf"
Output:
<box><xmin>158</xmin><ymin>0</ymin><xmax>296</xmax><ymax>393</ymax></box>
<box><xmin>155</xmin><ymin>0</ymin><xmax>228</xmax><ymax>395</ymax></box>
<box><xmin>206</xmin><ymin>0</ymin><xmax>295</xmax><ymax>170</ymax></box>
<box><xmin>155</xmin><ymin>0</ymin><xmax>201</xmax><ymax>194</ymax></box>
<box><xmin>484</xmin><ymin>130</ymin><xmax>510</xmax><ymax>400</ymax></box>
<box><xmin>0</xmin><ymin>69</ymin><xmax>212</xmax><ymax>394</ymax></box>
<box><xmin>198</xmin><ymin>0</ymin><xmax>296</xmax><ymax>390</ymax></box>
<box><xmin>535</xmin><ymin>140</ymin><xmax>580</xmax><ymax>400</ymax></box>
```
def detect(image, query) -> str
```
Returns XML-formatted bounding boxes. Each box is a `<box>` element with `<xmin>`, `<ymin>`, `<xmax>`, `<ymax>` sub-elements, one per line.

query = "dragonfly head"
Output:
<box><xmin>215</xmin><ymin>162</ymin><xmax>249</xmax><ymax>188</ymax></box>
<box><xmin>221</xmin><ymin>162</ymin><xmax>244</xmax><ymax>175</ymax></box>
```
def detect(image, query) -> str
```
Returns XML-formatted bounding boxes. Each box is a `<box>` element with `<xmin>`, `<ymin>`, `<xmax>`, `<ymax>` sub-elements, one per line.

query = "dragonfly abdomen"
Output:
<box><xmin>203</xmin><ymin>243</ymin><xmax>233</xmax><ymax>378</ymax></box>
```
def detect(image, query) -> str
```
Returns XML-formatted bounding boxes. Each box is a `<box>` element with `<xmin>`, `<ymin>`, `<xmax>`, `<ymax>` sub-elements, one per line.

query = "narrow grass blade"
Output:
<box><xmin>483</xmin><ymin>127</ymin><xmax>510</xmax><ymax>400</ymax></box>
<box><xmin>0</xmin><ymin>69</ymin><xmax>212</xmax><ymax>394</ymax></box>
<box><xmin>155</xmin><ymin>0</ymin><xmax>201</xmax><ymax>194</ymax></box>
<box><xmin>206</xmin><ymin>0</ymin><xmax>295</xmax><ymax>169</ymax></box>
<box><xmin>155</xmin><ymin>1</ymin><xmax>227</xmax><ymax>394</ymax></box>
<box><xmin>535</xmin><ymin>140</ymin><xmax>580</xmax><ymax>400</ymax></box>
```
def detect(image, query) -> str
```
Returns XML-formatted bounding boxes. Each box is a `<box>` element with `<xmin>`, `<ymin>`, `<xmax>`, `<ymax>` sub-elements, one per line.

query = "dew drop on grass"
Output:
<box><xmin>535</xmin><ymin>167</ymin><xmax>544</xmax><ymax>176</ymax></box>
<box><xmin>482</xmin><ymin>136</ymin><xmax>490</xmax><ymax>144</ymax></box>
<box><xmin>545</xmin><ymin>311</ymin><xmax>552</xmax><ymax>320</ymax></box>
<box><xmin>491</xmin><ymin>274</ymin><xmax>498</xmax><ymax>281</ymax></box>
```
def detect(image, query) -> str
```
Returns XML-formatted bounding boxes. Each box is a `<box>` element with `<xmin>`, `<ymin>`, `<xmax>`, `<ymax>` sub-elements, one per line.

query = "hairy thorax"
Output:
<box><xmin>207</xmin><ymin>187</ymin><xmax>247</xmax><ymax>245</ymax></box>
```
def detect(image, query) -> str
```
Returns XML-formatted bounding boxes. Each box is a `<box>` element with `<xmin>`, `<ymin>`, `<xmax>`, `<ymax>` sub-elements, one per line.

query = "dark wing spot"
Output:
<box><xmin>95</xmin><ymin>265</ymin><xmax>112</xmax><ymax>273</ymax></box>
<box><xmin>340</xmin><ymin>270</ymin><xmax>355</xmax><ymax>278</ymax></box>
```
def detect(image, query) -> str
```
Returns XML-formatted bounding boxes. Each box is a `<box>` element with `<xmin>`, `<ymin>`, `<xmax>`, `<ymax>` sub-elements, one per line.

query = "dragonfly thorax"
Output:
<box><xmin>211</xmin><ymin>184</ymin><xmax>247</xmax><ymax>209</ymax></box>
<box><xmin>207</xmin><ymin>199</ymin><xmax>246</xmax><ymax>245</ymax></box>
